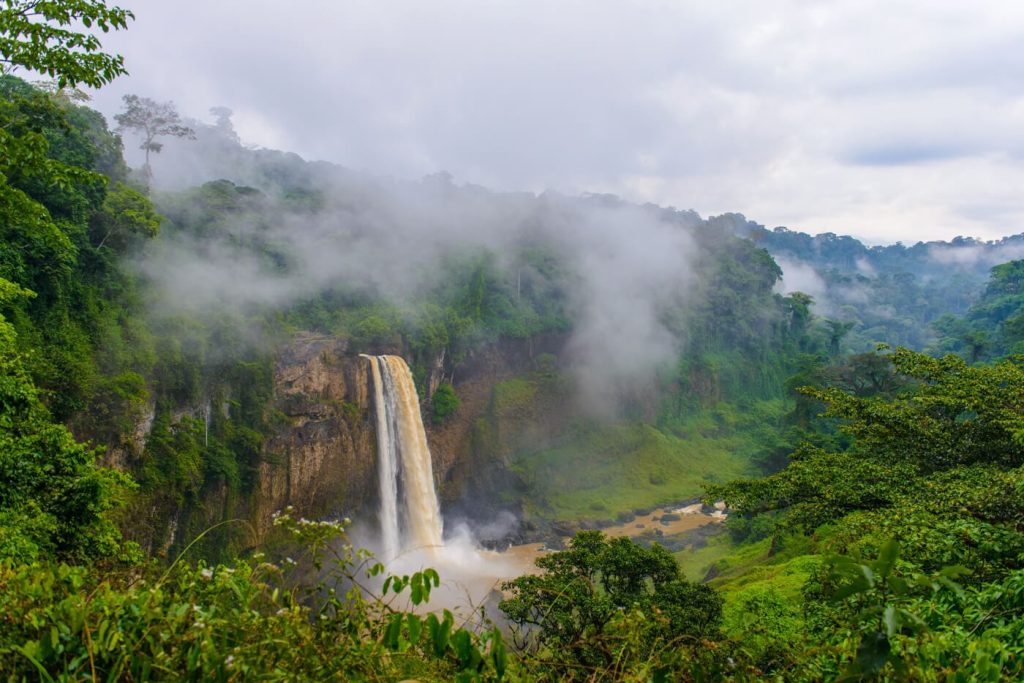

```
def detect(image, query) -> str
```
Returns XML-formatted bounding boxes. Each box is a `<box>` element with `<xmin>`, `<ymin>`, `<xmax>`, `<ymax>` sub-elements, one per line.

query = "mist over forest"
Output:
<box><xmin>3</xmin><ymin>2</ymin><xmax>1024</xmax><ymax>681</ymax></box>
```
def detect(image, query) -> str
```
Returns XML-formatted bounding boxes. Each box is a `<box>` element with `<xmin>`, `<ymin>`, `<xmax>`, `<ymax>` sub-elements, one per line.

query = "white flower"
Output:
<box><xmin>200</xmin><ymin>568</ymin><xmax>213</xmax><ymax>580</ymax></box>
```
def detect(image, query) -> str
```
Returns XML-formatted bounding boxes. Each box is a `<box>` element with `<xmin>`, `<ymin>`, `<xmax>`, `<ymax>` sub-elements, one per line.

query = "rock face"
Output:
<box><xmin>426</xmin><ymin>335</ymin><xmax>570</xmax><ymax>522</ymax></box>
<box><xmin>252</xmin><ymin>333</ymin><xmax>569</xmax><ymax>541</ymax></box>
<box><xmin>251</xmin><ymin>334</ymin><xmax>376</xmax><ymax>539</ymax></box>
<box><xmin>110</xmin><ymin>330</ymin><xmax>570</xmax><ymax>554</ymax></box>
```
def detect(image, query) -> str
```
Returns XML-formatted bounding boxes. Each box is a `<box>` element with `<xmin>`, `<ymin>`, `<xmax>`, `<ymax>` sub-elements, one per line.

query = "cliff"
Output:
<box><xmin>113</xmin><ymin>330</ymin><xmax>570</xmax><ymax>556</ymax></box>
<box><xmin>251</xmin><ymin>334</ymin><xmax>377</xmax><ymax>539</ymax></box>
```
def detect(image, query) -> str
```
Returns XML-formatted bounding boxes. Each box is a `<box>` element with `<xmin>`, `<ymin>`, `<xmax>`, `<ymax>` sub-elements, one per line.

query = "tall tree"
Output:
<box><xmin>114</xmin><ymin>94</ymin><xmax>194</xmax><ymax>187</ymax></box>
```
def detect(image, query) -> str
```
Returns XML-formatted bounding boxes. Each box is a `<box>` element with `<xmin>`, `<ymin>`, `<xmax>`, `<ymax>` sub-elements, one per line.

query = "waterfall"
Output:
<box><xmin>362</xmin><ymin>354</ymin><xmax>444</xmax><ymax>561</ymax></box>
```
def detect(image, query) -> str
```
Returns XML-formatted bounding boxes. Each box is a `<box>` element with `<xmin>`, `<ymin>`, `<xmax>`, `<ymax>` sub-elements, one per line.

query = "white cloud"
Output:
<box><xmin>85</xmin><ymin>0</ymin><xmax>1024</xmax><ymax>244</ymax></box>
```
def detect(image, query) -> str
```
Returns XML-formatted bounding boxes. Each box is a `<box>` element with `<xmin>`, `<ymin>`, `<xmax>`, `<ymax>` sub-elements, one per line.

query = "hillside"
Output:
<box><xmin>1</xmin><ymin>8</ymin><xmax>1023</xmax><ymax>677</ymax></box>
<box><xmin>712</xmin><ymin>213</ymin><xmax>1024</xmax><ymax>351</ymax></box>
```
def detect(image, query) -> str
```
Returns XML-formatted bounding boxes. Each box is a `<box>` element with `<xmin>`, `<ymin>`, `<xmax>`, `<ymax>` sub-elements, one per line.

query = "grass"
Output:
<box><xmin>491</xmin><ymin>378</ymin><xmax>537</xmax><ymax>418</ymax></box>
<box><xmin>674</xmin><ymin>528</ymin><xmax>746</xmax><ymax>582</ymax></box>
<box><xmin>512</xmin><ymin>417</ymin><xmax>761</xmax><ymax>522</ymax></box>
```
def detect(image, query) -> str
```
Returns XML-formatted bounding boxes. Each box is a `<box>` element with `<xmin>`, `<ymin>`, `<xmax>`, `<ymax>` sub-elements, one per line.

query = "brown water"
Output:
<box><xmin>496</xmin><ymin>502</ymin><xmax>726</xmax><ymax>575</ymax></box>
<box><xmin>362</xmin><ymin>354</ymin><xmax>444</xmax><ymax>562</ymax></box>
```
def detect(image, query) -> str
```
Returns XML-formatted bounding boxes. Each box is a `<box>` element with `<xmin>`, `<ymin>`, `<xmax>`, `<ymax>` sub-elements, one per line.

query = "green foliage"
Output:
<box><xmin>933</xmin><ymin>259</ymin><xmax>1024</xmax><ymax>361</ymax></box>
<box><xmin>0</xmin><ymin>76</ymin><xmax>159</xmax><ymax>425</ymax></box>
<box><xmin>432</xmin><ymin>382</ymin><xmax>460</xmax><ymax>424</ymax></box>
<box><xmin>0</xmin><ymin>513</ymin><xmax>514</xmax><ymax>681</ymax></box>
<box><xmin>89</xmin><ymin>181</ymin><xmax>160</xmax><ymax>251</ymax></box>
<box><xmin>722</xmin><ymin>584</ymin><xmax>803</xmax><ymax>671</ymax></box>
<box><xmin>514</xmin><ymin>411</ymin><xmax>771</xmax><ymax>521</ymax></box>
<box><xmin>741</xmin><ymin>219</ymin><xmax>988</xmax><ymax>353</ymax></box>
<box><xmin>811</xmin><ymin>539</ymin><xmax>971</xmax><ymax>680</ymax></box>
<box><xmin>712</xmin><ymin>349</ymin><xmax>1024</xmax><ymax>533</ymax></box>
<box><xmin>501</xmin><ymin>531</ymin><xmax>722</xmax><ymax>679</ymax></box>
<box><xmin>705</xmin><ymin>346</ymin><xmax>1024</xmax><ymax>679</ymax></box>
<box><xmin>808</xmin><ymin>348</ymin><xmax>1024</xmax><ymax>470</ymax></box>
<box><xmin>0</xmin><ymin>0</ymin><xmax>133</xmax><ymax>88</ymax></box>
<box><xmin>0</xmin><ymin>290</ymin><xmax>134</xmax><ymax>564</ymax></box>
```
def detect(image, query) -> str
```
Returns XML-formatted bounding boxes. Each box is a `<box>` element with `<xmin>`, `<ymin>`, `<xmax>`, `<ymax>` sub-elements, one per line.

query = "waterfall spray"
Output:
<box><xmin>362</xmin><ymin>355</ymin><xmax>444</xmax><ymax>562</ymax></box>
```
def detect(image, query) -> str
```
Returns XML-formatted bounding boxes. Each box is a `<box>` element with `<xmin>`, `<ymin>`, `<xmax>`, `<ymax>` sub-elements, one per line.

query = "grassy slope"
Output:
<box><xmin>509</xmin><ymin>401</ymin><xmax>784</xmax><ymax>522</ymax></box>
<box><xmin>675</xmin><ymin>529</ymin><xmax>822</xmax><ymax>648</ymax></box>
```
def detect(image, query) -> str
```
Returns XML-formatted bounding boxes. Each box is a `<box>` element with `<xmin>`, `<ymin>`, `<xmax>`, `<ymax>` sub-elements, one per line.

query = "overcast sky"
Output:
<box><xmin>83</xmin><ymin>0</ymin><xmax>1024</xmax><ymax>244</ymax></box>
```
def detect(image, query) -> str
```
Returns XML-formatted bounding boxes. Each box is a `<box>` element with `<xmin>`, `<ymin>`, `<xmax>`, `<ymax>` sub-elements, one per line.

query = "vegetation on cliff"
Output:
<box><xmin>2</xmin><ymin>3</ymin><xmax>1023</xmax><ymax>679</ymax></box>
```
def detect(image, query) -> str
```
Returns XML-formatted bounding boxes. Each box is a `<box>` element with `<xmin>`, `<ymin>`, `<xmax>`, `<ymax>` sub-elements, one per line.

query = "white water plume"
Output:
<box><xmin>360</xmin><ymin>355</ymin><xmax>538</xmax><ymax>615</ymax></box>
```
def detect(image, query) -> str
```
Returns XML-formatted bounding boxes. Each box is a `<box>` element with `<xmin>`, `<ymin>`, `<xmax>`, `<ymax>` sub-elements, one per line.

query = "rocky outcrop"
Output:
<box><xmin>114</xmin><ymin>330</ymin><xmax>572</xmax><ymax>554</ymax></box>
<box><xmin>251</xmin><ymin>334</ymin><xmax>376</xmax><ymax>538</ymax></box>
<box><xmin>426</xmin><ymin>335</ymin><xmax>571</xmax><ymax>528</ymax></box>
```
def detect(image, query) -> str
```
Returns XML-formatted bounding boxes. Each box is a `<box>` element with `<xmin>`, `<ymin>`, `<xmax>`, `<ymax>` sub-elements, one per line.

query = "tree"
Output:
<box><xmin>0</xmin><ymin>279</ymin><xmax>134</xmax><ymax>562</ymax></box>
<box><xmin>710</xmin><ymin>347</ymin><xmax>1024</xmax><ymax>530</ymax></box>
<box><xmin>0</xmin><ymin>0</ymin><xmax>133</xmax><ymax>88</ymax></box>
<box><xmin>209</xmin><ymin>105</ymin><xmax>239</xmax><ymax>143</ymax></box>
<box><xmin>89</xmin><ymin>181</ymin><xmax>161</xmax><ymax>251</ymax></box>
<box><xmin>824</xmin><ymin>318</ymin><xmax>854</xmax><ymax>357</ymax></box>
<box><xmin>431</xmin><ymin>382</ymin><xmax>460</xmax><ymax>424</ymax></box>
<box><xmin>114</xmin><ymin>94</ymin><xmax>194</xmax><ymax>186</ymax></box>
<box><xmin>500</xmin><ymin>531</ymin><xmax>722</xmax><ymax>671</ymax></box>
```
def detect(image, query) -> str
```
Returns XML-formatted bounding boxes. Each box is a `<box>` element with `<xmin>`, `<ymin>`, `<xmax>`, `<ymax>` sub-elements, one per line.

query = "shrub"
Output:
<box><xmin>432</xmin><ymin>382</ymin><xmax>460</xmax><ymax>424</ymax></box>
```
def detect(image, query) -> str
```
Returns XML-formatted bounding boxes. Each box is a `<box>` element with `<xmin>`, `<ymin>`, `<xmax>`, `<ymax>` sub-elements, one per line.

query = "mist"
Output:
<box><xmin>134</xmin><ymin>125</ymin><xmax>701</xmax><ymax>411</ymax></box>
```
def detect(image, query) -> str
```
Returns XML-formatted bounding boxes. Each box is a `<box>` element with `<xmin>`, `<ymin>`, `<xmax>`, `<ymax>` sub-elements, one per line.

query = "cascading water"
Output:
<box><xmin>361</xmin><ymin>355</ymin><xmax>444</xmax><ymax>562</ymax></box>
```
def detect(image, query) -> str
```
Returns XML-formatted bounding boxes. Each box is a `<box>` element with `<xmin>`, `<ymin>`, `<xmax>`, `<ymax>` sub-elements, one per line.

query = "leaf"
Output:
<box><xmin>852</xmin><ymin>631</ymin><xmax>891</xmax><ymax>676</ymax></box>
<box><xmin>453</xmin><ymin>629</ymin><xmax>474</xmax><ymax>667</ymax></box>
<box><xmin>831</xmin><ymin>574</ymin><xmax>871</xmax><ymax>602</ymax></box>
<box><xmin>859</xmin><ymin>564</ymin><xmax>876</xmax><ymax>587</ymax></box>
<box><xmin>432</xmin><ymin>611</ymin><xmax>453</xmax><ymax>657</ymax></box>
<box><xmin>883</xmin><ymin>605</ymin><xmax>897</xmax><ymax>637</ymax></box>
<box><xmin>936</xmin><ymin>576</ymin><xmax>966</xmax><ymax>601</ymax></box>
<box><xmin>490</xmin><ymin>628</ymin><xmax>507</xmax><ymax>680</ymax></box>
<box><xmin>383</xmin><ymin>613</ymin><xmax>403</xmax><ymax>650</ymax></box>
<box><xmin>940</xmin><ymin>564</ymin><xmax>971</xmax><ymax>580</ymax></box>
<box><xmin>873</xmin><ymin>539</ymin><xmax>899</xmax><ymax>578</ymax></box>
<box><xmin>406</xmin><ymin>613</ymin><xmax>422</xmax><ymax>644</ymax></box>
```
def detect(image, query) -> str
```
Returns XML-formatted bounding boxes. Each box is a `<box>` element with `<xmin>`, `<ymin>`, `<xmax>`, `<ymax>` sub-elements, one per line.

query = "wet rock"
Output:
<box><xmin>551</xmin><ymin>521</ymin><xmax>578</xmax><ymax>537</ymax></box>
<box><xmin>546</xmin><ymin>536</ymin><xmax>566</xmax><ymax>551</ymax></box>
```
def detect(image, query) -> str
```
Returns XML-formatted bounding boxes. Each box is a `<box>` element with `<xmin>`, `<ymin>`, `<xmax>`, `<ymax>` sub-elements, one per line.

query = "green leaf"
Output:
<box><xmin>406</xmin><ymin>613</ymin><xmax>422</xmax><ymax>644</ymax></box>
<box><xmin>873</xmin><ymin>539</ymin><xmax>899</xmax><ymax>578</ymax></box>
<box><xmin>410</xmin><ymin>578</ymin><xmax>423</xmax><ymax>606</ymax></box>
<box><xmin>490</xmin><ymin>628</ymin><xmax>507</xmax><ymax>680</ymax></box>
<box><xmin>852</xmin><ymin>631</ymin><xmax>890</xmax><ymax>676</ymax></box>
<box><xmin>882</xmin><ymin>605</ymin><xmax>897</xmax><ymax>637</ymax></box>
<box><xmin>453</xmin><ymin>629</ymin><xmax>474</xmax><ymax>667</ymax></box>
<box><xmin>383</xmin><ymin>613</ymin><xmax>403</xmax><ymax>650</ymax></box>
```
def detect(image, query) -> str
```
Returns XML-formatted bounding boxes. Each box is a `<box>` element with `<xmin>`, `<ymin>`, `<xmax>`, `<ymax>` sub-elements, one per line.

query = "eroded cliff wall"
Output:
<box><xmin>116</xmin><ymin>331</ymin><xmax>568</xmax><ymax>556</ymax></box>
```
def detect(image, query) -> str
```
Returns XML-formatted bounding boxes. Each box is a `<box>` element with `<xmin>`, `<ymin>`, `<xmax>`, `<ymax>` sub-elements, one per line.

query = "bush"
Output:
<box><xmin>500</xmin><ymin>531</ymin><xmax>723</xmax><ymax>677</ymax></box>
<box><xmin>431</xmin><ymin>382</ymin><xmax>460</xmax><ymax>424</ymax></box>
<box><xmin>0</xmin><ymin>512</ymin><xmax>513</xmax><ymax>681</ymax></box>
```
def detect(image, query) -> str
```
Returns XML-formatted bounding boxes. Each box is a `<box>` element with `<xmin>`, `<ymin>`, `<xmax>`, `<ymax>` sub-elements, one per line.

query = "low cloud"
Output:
<box><xmin>137</xmin><ymin>148</ymin><xmax>700</xmax><ymax>413</ymax></box>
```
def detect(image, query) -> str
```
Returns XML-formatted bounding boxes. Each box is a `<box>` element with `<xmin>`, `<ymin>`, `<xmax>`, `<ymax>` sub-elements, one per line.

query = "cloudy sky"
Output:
<box><xmin>84</xmin><ymin>0</ymin><xmax>1024</xmax><ymax>244</ymax></box>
